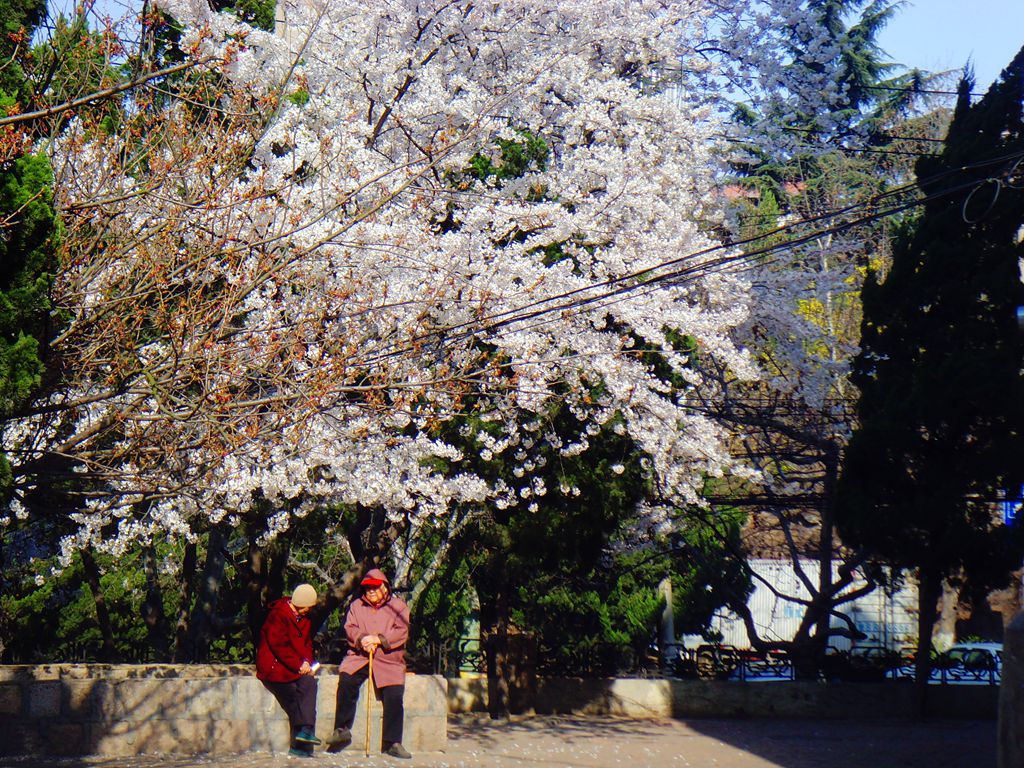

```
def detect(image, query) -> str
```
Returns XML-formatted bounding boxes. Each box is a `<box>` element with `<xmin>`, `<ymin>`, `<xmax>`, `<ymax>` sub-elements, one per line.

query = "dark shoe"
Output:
<box><xmin>294</xmin><ymin>727</ymin><xmax>322</xmax><ymax>745</ymax></box>
<box><xmin>383</xmin><ymin>742</ymin><xmax>412</xmax><ymax>759</ymax></box>
<box><xmin>326</xmin><ymin>727</ymin><xmax>352</xmax><ymax>747</ymax></box>
<box><xmin>288</xmin><ymin>747</ymin><xmax>315</xmax><ymax>759</ymax></box>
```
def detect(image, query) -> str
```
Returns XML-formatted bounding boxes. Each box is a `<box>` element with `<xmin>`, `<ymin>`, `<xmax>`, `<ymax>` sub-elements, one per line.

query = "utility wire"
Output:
<box><xmin>352</xmin><ymin>147</ymin><xmax>1024</xmax><ymax>371</ymax></box>
<box><xmin>861</xmin><ymin>83</ymin><xmax>984</xmax><ymax>98</ymax></box>
<box><xmin>722</xmin><ymin>136</ymin><xmax>943</xmax><ymax>158</ymax></box>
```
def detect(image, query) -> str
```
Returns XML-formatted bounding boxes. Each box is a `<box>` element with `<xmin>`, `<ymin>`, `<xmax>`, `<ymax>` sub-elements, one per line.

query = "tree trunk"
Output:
<box><xmin>486</xmin><ymin>586</ymin><xmax>511</xmax><ymax>720</ymax></box>
<box><xmin>172</xmin><ymin>541</ymin><xmax>198</xmax><ymax>662</ymax></box>
<box><xmin>801</xmin><ymin>445</ymin><xmax>840</xmax><ymax>678</ymax></box>
<box><xmin>314</xmin><ymin>510</ymin><xmax>403</xmax><ymax>633</ymax></box>
<box><xmin>913</xmin><ymin>567</ymin><xmax>942</xmax><ymax>717</ymax></box>
<box><xmin>242</xmin><ymin>513</ymin><xmax>291</xmax><ymax>650</ymax></box>
<box><xmin>80</xmin><ymin>547</ymin><xmax>119</xmax><ymax>662</ymax></box>
<box><xmin>141</xmin><ymin>545</ymin><xmax>170</xmax><ymax>661</ymax></box>
<box><xmin>186</xmin><ymin>525</ymin><xmax>228</xmax><ymax>662</ymax></box>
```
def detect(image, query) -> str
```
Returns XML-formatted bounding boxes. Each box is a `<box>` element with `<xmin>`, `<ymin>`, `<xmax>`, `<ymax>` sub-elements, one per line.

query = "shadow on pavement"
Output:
<box><xmin>447</xmin><ymin>713</ymin><xmax>996</xmax><ymax>768</ymax></box>
<box><xmin>0</xmin><ymin>714</ymin><xmax>996</xmax><ymax>768</ymax></box>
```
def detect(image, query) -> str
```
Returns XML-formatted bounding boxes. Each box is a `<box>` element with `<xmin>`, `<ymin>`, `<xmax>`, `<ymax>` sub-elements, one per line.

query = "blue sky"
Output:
<box><xmin>877</xmin><ymin>0</ymin><xmax>1024</xmax><ymax>90</ymax></box>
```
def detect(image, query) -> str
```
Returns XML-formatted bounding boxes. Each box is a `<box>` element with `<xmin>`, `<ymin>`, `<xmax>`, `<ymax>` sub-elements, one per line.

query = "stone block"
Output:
<box><xmin>211</xmin><ymin>720</ymin><xmax>255</xmax><ymax>754</ymax></box>
<box><xmin>95</xmin><ymin>679</ymin><xmax>180</xmax><ymax>722</ymax></box>
<box><xmin>92</xmin><ymin>718</ymin><xmax>212</xmax><ymax>756</ymax></box>
<box><xmin>405</xmin><ymin>713</ymin><xmax>446</xmax><ymax>752</ymax></box>
<box><xmin>62</xmin><ymin>665</ymin><xmax>95</xmax><ymax>680</ymax></box>
<box><xmin>0</xmin><ymin>683</ymin><xmax>22</xmax><ymax>715</ymax></box>
<box><xmin>30</xmin><ymin>666</ymin><xmax>62</xmax><ymax>682</ymax></box>
<box><xmin>181</xmin><ymin>678</ymin><xmax>235</xmax><ymax>719</ymax></box>
<box><xmin>608</xmin><ymin>678</ymin><xmax>672</xmax><ymax>717</ymax></box>
<box><xmin>44</xmin><ymin>723</ymin><xmax>89</xmax><ymax>756</ymax></box>
<box><xmin>64</xmin><ymin>679</ymin><xmax>99</xmax><ymax>719</ymax></box>
<box><xmin>405</xmin><ymin>674</ymin><xmax>447</xmax><ymax>712</ymax></box>
<box><xmin>447</xmin><ymin>677</ymin><xmax>487</xmax><ymax>713</ymax></box>
<box><xmin>249</xmin><ymin>718</ymin><xmax>290</xmax><ymax>752</ymax></box>
<box><xmin>27</xmin><ymin>681</ymin><xmax>62</xmax><ymax>718</ymax></box>
<box><xmin>0</xmin><ymin>721</ymin><xmax>30</xmax><ymax>756</ymax></box>
<box><xmin>234</xmin><ymin>677</ymin><xmax>279</xmax><ymax>720</ymax></box>
<box><xmin>353</xmin><ymin>698</ymin><xmax>383</xmax><ymax>753</ymax></box>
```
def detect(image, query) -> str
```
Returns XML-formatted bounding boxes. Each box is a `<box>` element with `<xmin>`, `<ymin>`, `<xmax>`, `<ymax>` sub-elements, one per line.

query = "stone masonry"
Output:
<box><xmin>0</xmin><ymin>664</ymin><xmax>446</xmax><ymax>758</ymax></box>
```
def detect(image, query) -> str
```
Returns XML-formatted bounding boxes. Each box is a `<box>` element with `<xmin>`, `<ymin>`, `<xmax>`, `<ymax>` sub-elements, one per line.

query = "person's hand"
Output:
<box><xmin>361</xmin><ymin>635</ymin><xmax>381</xmax><ymax>653</ymax></box>
<box><xmin>299</xmin><ymin>660</ymin><xmax>313</xmax><ymax>676</ymax></box>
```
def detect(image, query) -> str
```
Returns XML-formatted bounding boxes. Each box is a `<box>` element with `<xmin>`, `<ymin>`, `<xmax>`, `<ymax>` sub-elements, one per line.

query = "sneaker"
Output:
<box><xmin>288</xmin><ymin>747</ymin><xmax>315</xmax><ymax>759</ymax></box>
<box><xmin>326</xmin><ymin>727</ymin><xmax>352</xmax><ymax>747</ymax></box>
<box><xmin>294</xmin><ymin>727</ymin><xmax>322</xmax><ymax>745</ymax></box>
<box><xmin>383</xmin><ymin>742</ymin><xmax>413</xmax><ymax>759</ymax></box>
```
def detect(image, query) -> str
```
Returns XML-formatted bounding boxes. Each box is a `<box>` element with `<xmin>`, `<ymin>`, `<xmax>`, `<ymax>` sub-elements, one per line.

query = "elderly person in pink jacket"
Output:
<box><xmin>326</xmin><ymin>568</ymin><xmax>412</xmax><ymax>759</ymax></box>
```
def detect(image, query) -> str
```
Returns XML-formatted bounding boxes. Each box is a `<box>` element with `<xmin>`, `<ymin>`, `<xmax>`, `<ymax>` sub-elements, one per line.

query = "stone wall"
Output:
<box><xmin>0</xmin><ymin>664</ymin><xmax>446</xmax><ymax>758</ymax></box>
<box><xmin>449</xmin><ymin>675</ymin><xmax>998</xmax><ymax>720</ymax></box>
<box><xmin>1</xmin><ymin>665</ymin><xmax>996</xmax><ymax>757</ymax></box>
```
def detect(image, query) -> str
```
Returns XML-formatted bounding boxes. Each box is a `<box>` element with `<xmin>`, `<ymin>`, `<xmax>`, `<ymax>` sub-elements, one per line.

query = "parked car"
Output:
<box><xmin>934</xmin><ymin>642</ymin><xmax>1002</xmax><ymax>684</ymax></box>
<box><xmin>890</xmin><ymin>641</ymin><xmax>1002</xmax><ymax>685</ymax></box>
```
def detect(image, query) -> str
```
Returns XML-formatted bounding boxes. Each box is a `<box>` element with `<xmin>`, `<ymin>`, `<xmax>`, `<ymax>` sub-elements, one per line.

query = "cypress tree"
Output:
<box><xmin>1</xmin><ymin>0</ymin><xmax>59</xmax><ymax>498</ymax></box>
<box><xmin>837</xmin><ymin>47</ymin><xmax>1024</xmax><ymax>708</ymax></box>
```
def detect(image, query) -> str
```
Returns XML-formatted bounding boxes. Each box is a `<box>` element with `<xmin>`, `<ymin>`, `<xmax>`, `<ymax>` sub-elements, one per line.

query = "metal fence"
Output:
<box><xmin>408</xmin><ymin>637</ymin><xmax>1002</xmax><ymax>686</ymax></box>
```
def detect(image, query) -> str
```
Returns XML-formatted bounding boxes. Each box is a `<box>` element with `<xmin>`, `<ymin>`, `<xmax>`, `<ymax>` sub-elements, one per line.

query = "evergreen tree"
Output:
<box><xmin>0</xmin><ymin>0</ymin><xmax>59</xmax><ymax>498</ymax></box>
<box><xmin>837</xmin><ymin>47</ymin><xmax>1024</xmax><ymax>710</ymax></box>
<box><xmin>709</xmin><ymin>0</ymin><xmax>935</xmax><ymax>676</ymax></box>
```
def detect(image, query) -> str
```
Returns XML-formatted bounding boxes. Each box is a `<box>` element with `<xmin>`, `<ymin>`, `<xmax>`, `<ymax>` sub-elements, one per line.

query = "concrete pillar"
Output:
<box><xmin>998</xmin><ymin>610</ymin><xmax>1024</xmax><ymax>767</ymax></box>
<box><xmin>658</xmin><ymin>577</ymin><xmax>675</xmax><ymax>670</ymax></box>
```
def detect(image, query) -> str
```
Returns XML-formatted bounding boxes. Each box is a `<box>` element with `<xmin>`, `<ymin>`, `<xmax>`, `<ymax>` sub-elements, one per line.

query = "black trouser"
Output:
<box><xmin>262</xmin><ymin>675</ymin><xmax>318</xmax><ymax>741</ymax></box>
<box><xmin>334</xmin><ymin>666</ymin><xmax>405</xmax><ymax>746</ymax></box>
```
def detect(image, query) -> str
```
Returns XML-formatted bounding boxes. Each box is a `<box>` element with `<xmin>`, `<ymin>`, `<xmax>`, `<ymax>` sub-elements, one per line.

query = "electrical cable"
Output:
<box><xmin>346</xmin><ymin>147</ymin><xmax>1024</xmax><ymax>377</ymax></box>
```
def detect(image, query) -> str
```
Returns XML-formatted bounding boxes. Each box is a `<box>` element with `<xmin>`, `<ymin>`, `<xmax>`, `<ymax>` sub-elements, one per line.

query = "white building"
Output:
<box><xmin>698</xmin><ymin>558</ymin><xmax>919</xmax><ymax>652</ymax></box>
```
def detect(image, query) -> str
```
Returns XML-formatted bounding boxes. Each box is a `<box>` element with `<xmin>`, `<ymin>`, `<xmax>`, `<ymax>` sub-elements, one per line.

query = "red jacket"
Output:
<box><xmin>339</xmin><ymin>569</ymin><xmax>410</xmax><ymax>687</ymax></box>
<box><xmin>256</xmin><ymin>597</ymin><xmax>314</xmax><ymax>683</ymax></box>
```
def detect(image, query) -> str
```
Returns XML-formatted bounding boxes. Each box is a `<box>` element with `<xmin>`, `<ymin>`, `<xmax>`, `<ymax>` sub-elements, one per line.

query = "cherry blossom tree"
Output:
<box><xmin>4</xmin><ymin>0</ymin><xmax>763</xmax><ymax>588</ymax></box>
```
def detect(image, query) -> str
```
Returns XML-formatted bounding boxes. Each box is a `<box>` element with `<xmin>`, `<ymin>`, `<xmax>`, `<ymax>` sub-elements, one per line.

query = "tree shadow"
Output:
<box><xmin>447</xmin><ymin>677</ymin><xmax>997</xmax><ymax>768</ymax></box>
<box><xmin>447</xmin><ymin>712</ymin><xmax>996</xmax><ymax>768</ymax></box>
<box><xmin>0</xmin><ymin>663</ymin><xmax>289</xmax><ymax>764</ymax></box>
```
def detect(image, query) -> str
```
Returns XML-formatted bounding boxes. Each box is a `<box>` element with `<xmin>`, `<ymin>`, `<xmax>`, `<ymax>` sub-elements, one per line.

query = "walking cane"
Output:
<box><xmin>365</xmin><ymin>646</ymin><xmax>375</xmax><ymax>757</ymax></box>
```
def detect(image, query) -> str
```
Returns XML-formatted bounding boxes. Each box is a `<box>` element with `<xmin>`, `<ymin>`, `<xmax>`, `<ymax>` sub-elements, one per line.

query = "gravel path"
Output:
<box><xmin>0</xmin><ymin>715</ymin><xmax>995</xmax><ymax>768</ymax></box>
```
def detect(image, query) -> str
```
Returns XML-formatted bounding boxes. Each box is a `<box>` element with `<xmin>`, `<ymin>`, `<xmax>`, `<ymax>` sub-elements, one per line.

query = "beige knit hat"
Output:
<box><xmin>291</xmin><ymin>583</ymin><xmax>317</xmax><ymax>608</ymax></box>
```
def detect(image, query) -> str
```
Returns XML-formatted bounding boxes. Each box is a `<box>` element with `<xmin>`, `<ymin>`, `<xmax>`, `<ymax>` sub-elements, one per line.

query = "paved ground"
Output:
<box><xmin>0</xmin><ymin>715</ymin><xmax>996</xmax><ymax>768</ymax></box>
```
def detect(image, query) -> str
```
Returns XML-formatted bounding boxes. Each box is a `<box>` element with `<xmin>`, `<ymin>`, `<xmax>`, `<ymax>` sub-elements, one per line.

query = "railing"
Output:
<box><xmin>407</xmin><ymin>638</ymin><xmax>659</xmax><ymax>678</ymax></box>
<box><xmin>675</xmin><ymin>645</ymin><xmax>795</xmax><ymax>681</ymax></box>
<box><xmin>675</xmin><ymin>643</ymin><xmax>1003</xmax><ymax>686</ymax></box>
<box><xmin>889</xmin><ymin>646</ymin><xmax>1002</xmax><ymax>686</ymax></box>
<box><xmin>31</xmin><ymin>633</ymin><xmax>1000</xmax><ymax>687</ymax></box>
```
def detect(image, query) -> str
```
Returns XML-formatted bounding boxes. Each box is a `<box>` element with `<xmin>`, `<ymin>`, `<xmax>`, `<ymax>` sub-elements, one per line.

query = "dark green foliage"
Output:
<box><xmin>1</xmin><ymin>0</ymin><xmax>60</xmax><ymax>500</ymax></box>
<box><xmin>837</xmin><ymin>47</ymin><xmax>1024</xmax><ymax>602</ymax></box>
<box><xmin>211</xmin><ymin>0</ymin><xmax>277</xmax><ymax>31</ymax></box>
<box><xmin>466</xmin><ymin>130</ymin><xmax>550</xmax><ymax>183</ymax></box>
<box><xmin>0</xmin><ymin>0</ymin><xmax>46</xmax><ymax>102</ymax></box>
<box><xmin>1</xmin><ymin>546</ymin><xmax>158</xmax><ymax>662</ymax></box>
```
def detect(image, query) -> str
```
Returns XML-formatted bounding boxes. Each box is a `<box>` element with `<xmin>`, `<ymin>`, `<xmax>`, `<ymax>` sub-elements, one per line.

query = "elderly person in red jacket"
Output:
<box><xmin>326</xmin><ymin>568</ymin><xmax>412</xmax><ymax>759</ymax></box>
<box><xmin>255</xmin><ymin>583</ymin><xmax>322</xmax><ymax>759</ymax></box>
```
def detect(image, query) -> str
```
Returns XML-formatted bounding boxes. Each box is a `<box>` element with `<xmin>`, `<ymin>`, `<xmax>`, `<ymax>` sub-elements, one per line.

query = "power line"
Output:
<box><xmin>353</xmin><ymin>148</ymin><xmax>1024</xmax><ymax>371</ymax></box>
<box><xmin>861</xmin><ymin>83</ymin><xmax>984</xmax><ymax>98</ymax></box>
<box><xmin>722</xmin><ymin>136</ymin><xmax>943</xmax><ymax>158</ymax></box>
